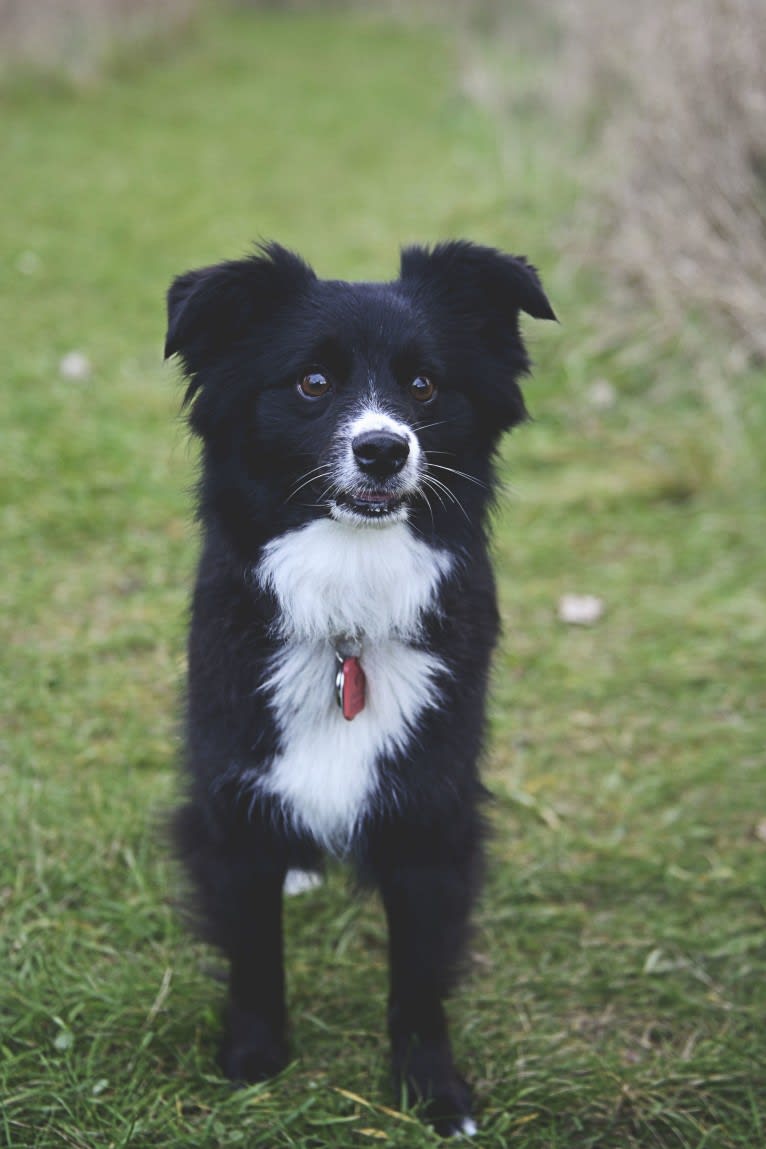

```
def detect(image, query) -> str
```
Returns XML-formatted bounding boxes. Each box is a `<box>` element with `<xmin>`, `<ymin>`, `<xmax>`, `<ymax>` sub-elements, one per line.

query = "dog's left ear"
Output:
<box><xmin>400</xmin><ymin>240</ymin><xmax>556</xmax><ymax>328</ymax></box>
<box><xmin>400</xmin><ymin>241</ymin><xmax>555</xmax><ymax>426</ymax></box>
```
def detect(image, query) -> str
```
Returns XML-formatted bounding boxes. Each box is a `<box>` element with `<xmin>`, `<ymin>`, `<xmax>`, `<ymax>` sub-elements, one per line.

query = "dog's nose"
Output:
<box><xmin>352</xmin><ymin>430</ymin><xmax>410</xmax><ymax>479</ymax></box>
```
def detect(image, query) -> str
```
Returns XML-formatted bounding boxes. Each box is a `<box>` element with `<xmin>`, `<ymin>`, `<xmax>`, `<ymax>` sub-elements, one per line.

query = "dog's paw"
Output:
<box><xmin>220</xmin><ymin>1011</ymin><xmax>289</xmax><ymax>1084</ymax></box>
<box><xmin>283</xmin><ymin>868</ymin><xmax>323</xmax><ymax>896</ymax></box>
<box><xmin>451</xmin><ymin>1115</ymin><xmax>478</xmax><ymax>1138</ymax></box>
<box><xmin>424</xmin><ymin>1072</ymin><xmax>476</xmax><ymax>1138</ymax></box>
<box><xmin>394</xmin><ymin>1045</ymin><xmax>476</xmax><ymax>1138</ymax></box>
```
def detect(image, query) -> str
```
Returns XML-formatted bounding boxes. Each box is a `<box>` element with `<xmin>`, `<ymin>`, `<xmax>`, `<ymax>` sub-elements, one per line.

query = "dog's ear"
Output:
<box><xmin>399</xmin><ymin>240</ymin><xmax>556</xmax><ymax>327</ymax></box>
<box><xmin>399</xmin><ymin>241</ymin><xmax>555</xmax><ymax>426</ymax></box>
<box><xmin>164</xmin><ymin>243</ymin><xmax>316</xmax><ymax>386</ymax></box>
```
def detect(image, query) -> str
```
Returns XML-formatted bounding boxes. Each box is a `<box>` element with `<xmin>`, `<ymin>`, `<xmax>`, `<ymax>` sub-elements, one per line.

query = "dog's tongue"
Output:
<box><xmin>356</xmin><ymin>490</ymin><xmax>389</xmax><ymax>503</ymax></box>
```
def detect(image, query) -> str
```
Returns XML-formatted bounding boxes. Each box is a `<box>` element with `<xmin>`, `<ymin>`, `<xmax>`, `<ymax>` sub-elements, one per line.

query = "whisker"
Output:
<box><xmin>285</xmin><ymin>465</ymin><xmax>334</xmax><ymax>504</ymax></box>
<box><xmin>405</xmin><ymin>513</ymin><xmax>438</xmax><ymax>546</ymax></box>
<box><xmin>423</xmin><ymin>471</ymin><xmax>457</xmax><ymax>500</ymax></box>
<box><xmin>420</xmin><ymin>477</ymin><xmax>448</xmax><ymax>512</ymax></box>
<box><xmin>427</xmin><ymin>462</ymin><xmax>489</xmax><ymax>491</ymax></box>
<box><xmin>416</xmin><ymin>485</ymin><xmax>436</xmax><ymax>532</ymax></box>
<box><xmin>289</xmin><ymin>462</ymin><xmax>329</xmax><ymax>484</ymax></box>
<box><xmin>411</xmin><ymin>417</ymin><xmax>454</xmax><ymax>433</ymax></box>
<box><xmin>317</xmin><ymin>478</ymin><xmax>343</xmax><ymax>504</ymax></box>
<box><xmin>422</xmin><ymin>475</ymin><xmax>471</xmax><ymax>522</ymax></box>
<box><xmin>423</xmin><ymin>477</ymin><xmax>455</xmax><ymax>505</ymax></box>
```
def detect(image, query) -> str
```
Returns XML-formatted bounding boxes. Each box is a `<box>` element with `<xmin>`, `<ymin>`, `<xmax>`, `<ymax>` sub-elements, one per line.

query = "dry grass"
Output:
<box><xmin>0</xmin><ymin>0</ymin><xmax>198</xmax><ymax>79</ymax></box>
<box><xmin>410</xmin><ymin>0</ymin><xmax>766</xmax><ymax>367</ymax></box>
<box><xmin>555</xmin><ymin>0</ymin><xmax>766</xmax><ymax>365</ymax></box>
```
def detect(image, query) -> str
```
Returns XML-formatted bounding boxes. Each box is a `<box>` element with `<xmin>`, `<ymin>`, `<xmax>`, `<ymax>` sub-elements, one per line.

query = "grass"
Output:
<box><xmin>1</xmin><ymin>7</ymin><xmax>764</xmax><ymax>1147</ymax></box>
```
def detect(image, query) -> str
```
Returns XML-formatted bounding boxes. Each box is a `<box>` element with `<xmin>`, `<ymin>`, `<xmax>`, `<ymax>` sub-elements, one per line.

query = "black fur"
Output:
<box><xmin>166</xmin><ymin>241</ymin><xmax>554</xmax><ymax>1134</ymax></box>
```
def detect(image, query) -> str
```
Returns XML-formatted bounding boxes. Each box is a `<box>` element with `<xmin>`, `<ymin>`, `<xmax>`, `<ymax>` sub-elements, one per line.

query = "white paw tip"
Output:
<box><xmin>283</xmin><ymin>869</ymin><xmax>323</xmax><ymax>896</ymax></box>
<box><xmin>454</xmin><ymin>1117</ymin><xmax>478</xmax><ymax>1137</ymax></box>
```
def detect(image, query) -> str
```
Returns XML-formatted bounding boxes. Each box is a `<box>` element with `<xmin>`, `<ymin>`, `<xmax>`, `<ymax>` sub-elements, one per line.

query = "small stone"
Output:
<box><xmin>59</xmin><ymin>351</ymin><xmax>92</xmax><ymax>381</ymax></box>
<box><xmin>557</xmin><ymin>593</ymin><xmax>605</xmax><ymax>625</ymax></box>
<box><xmin>587</xmin><ymin>378</ymin><xmax>617</xmax><ymax>409</ymax></box>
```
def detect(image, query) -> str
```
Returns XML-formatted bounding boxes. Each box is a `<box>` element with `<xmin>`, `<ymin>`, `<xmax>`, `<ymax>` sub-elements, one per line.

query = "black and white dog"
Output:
<box><xmin>165</xmin><ymin>241</ymin><xmax>554</xmax><ymax>1135</ymax></box>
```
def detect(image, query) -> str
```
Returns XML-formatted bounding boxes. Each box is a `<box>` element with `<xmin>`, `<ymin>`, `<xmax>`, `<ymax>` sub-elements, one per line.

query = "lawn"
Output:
<box><xmin>1</xmin><ymin>8</ymin><xmax>764</xmax><ymax>1148</ymax></box>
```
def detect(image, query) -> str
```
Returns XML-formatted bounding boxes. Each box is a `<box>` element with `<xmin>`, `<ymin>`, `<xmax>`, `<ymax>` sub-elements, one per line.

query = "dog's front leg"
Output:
<box><xmin>176</xmin><ymin>798</ymin><xmax>290</xmax><ymax>1082</ymax></box>
<box><xmin>177</xmin><ymin>796</ymin><xmax>291</xmax><ymax>1081</ymax></box>
<box><xmin>378</xmin><ymin>858</ymin><xmax>479</xmax><ymax>1136</ymax></box>
<box><xmin>219</xmin><ymin>860</ymin><xmax>289</xmax><ymax>1084</ymax></box>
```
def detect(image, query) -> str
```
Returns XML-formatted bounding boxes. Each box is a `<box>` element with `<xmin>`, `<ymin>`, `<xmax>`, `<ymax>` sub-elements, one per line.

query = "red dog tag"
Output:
<box><xmin>339</xmin><ymin>655</ymin><xmax>366</xmax><ymax>721</ymax></box>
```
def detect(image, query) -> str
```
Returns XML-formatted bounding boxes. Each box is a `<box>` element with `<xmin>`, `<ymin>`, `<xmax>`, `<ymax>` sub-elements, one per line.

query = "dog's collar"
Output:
<box><xmin>334</xmin><ymin>634</ymin><xmax>366</xmax><ymax>721</ymax></box>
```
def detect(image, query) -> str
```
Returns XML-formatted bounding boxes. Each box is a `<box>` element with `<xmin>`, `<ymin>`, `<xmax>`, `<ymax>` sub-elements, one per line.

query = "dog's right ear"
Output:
<box><xmin>164</xmin><ymin>243</ymin><xmax>315</xmax><ymax>389</ymax></box>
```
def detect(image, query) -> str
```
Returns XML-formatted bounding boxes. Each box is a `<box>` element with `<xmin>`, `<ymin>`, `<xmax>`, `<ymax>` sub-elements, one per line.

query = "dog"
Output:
<box><xmin>165</xmin><ymin>240</ymin><xmax>554</xmax><ymax>1135</ymax></box>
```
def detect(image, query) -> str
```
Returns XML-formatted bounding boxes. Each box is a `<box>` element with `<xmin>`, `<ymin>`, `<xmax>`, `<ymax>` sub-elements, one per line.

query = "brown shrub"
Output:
<box><xmin>556</xmin><ymin>0</ymin><xmax>766</xmax><ymax>364</ymax></box>
<box><xmin>0</xmin><ymin>0</ymin><xmax>198</xmax><ymax>79</ymax></box>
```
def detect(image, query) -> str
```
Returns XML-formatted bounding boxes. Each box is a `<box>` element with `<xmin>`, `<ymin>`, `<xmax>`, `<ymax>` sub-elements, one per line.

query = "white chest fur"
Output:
<box><xmin>251</xmin><ymin>520</ymin><xmax>453</xmax><ymax>851</ymax></box>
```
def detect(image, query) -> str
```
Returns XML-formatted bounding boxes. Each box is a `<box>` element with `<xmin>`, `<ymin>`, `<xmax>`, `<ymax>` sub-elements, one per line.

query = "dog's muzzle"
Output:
<box><xmin>329</xmin><ymin>410</ymin><xmax>422</xmax><ymax>525</ymax></box>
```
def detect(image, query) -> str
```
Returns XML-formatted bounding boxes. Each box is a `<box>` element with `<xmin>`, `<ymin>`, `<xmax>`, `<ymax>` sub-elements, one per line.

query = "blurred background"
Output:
<box><xmin>3</xmin><ymin>0</ymin><xmax>764</xmax><ymax>360</ymax></box>
<box><xmin>1</xmin><ymin>3</ymin><xmax>764</xmax><ymax>1147</ymax></box>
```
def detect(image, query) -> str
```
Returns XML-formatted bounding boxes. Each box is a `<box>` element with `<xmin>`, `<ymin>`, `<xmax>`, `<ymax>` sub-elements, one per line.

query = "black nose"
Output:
<box><xmin>352</xmin><ymin>430</ymin><xmax>410</xmax><ymax>479</ymax></box>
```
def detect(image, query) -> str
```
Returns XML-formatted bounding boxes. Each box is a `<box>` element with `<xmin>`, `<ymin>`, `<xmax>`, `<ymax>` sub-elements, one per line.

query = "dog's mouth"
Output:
<box><xmin>334</xmin><ymin>489</ymin><xmax>406</xmax><ymax>519</ymax></box>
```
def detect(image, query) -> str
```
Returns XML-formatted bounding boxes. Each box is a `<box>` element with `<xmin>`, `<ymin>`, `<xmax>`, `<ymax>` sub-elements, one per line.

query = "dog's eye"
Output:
<box><xmin>410</xmin><ymin>375</ymin><xmax>436</xmax><ymax>403</ymax></box>
<box><xmin>298</xmin><ymin>372</ymin><xmax>331</xmax><ymax>400</ymax></box>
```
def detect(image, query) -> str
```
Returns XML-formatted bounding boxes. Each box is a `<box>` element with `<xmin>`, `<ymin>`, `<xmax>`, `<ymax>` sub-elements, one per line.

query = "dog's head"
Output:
<box><xmin>166</xmin><ymin>241</ymin><xmax>554</xmax><ymax>548</ymax></box>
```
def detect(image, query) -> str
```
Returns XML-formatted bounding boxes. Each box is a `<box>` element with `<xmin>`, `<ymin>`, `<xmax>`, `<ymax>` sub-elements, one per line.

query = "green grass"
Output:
<box><xmin>1</xmin><ymin>8</ymin><xmax>764</xmax><ymax>1148</ymax></box>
